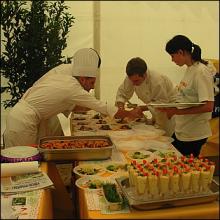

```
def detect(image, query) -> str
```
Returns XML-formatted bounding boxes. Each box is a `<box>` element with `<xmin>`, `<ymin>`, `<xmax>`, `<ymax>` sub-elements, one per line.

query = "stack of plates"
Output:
<box><xmin>1</xmin><ymin>146</ymin><xmax>41</xmax><ymax>163</ymax></box>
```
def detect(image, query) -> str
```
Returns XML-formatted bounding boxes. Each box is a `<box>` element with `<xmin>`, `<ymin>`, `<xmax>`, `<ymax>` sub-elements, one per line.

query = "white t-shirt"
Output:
<box><xmin>174</xmin><ymin>62</ymin><xmax>215</xmax><ymax>141</ymax></box>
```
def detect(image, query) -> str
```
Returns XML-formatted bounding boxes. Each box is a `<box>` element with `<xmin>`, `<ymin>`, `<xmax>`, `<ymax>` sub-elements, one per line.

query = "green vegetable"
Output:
<box><xmin>132</xmin><ymin>151</ymin><xmax>150</xmax><ymax>159</ymax></box>
<box><xmin>103</xmin><ymin>183</ymin><xmax>121</xmax><ymax>203</ymax></box>
<box><xmin>107</xmin><ymin>165</ymin><xmax>116</xmax><ymax>171</ymax></box>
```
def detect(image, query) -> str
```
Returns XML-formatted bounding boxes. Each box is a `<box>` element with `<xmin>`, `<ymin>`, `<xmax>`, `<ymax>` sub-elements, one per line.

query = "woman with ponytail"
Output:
<box><xmin>158</xmin><ymin>35</ymin><xmax>216</xmax><ymax>157</ymax></box>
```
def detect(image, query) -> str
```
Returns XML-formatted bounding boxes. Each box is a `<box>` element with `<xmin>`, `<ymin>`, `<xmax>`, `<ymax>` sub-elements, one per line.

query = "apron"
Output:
<box><xmin>3</xmin><ymin>100</ymin><xmax>63</xmax><ymax>148</ymax></box>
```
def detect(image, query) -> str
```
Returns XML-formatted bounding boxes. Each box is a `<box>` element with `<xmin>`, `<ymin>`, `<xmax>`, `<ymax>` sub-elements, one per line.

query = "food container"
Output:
<box><xmin>102</xmin><ymin>183</ymin><xmax>123</xmax><ymax>211</ymax></box>
<box><xmin>1</xmin><ymin>146</ymin><xmax>41</xmax><ymax>163</ymax></box>
<box><xmin>38</xmin><ymin>135</ymin><xmax>114</xmax><ymax>161</ymax></box>
<box><xmin>116</xmin><ymin>176</ymin><xmax>219</xmax><ymax>211</ymax></box>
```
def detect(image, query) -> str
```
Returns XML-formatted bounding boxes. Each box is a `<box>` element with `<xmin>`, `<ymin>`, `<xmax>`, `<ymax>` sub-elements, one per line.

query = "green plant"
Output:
<box><xmin>0</xmin><ymin>0</ymin><xmax>75</xmax><ymax>108</ymax></box>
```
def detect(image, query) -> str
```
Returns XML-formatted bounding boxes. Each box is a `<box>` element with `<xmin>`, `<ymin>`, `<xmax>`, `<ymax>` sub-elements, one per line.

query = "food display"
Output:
<box><xmin>96</xmin><ymin>119</ymin><xmax>107</xmax><ymax>124</ymax></box>
<box><xmin>73</xmin><ymin>164</ymin><xmax>105</xmax><ymax>177</ymax></box>
<box><xmin>78</xmin><ymin>125</ymin><xmax>94</xmax><ymax>131</ymax></box>
<box><xmin>75</xmin><ymin>176</ymin><xmax>115</xmax><ymax>190</ymax></box>
<box><xmin>40</xmin><ymin>139</ymin><xmax>110</xmax><ymax>149</ymax></box>
<box><xmin>38</xmin><ymin>136</ymin><xmax>114</xmax><ymax>161</ymax></box>
<box><xmin>102</xmin><ymin>183</ymin><xmax>123</xmax><ymax>211</ymax></box>
<box><xmin>126</xmin><ymin>150</ymin><xmax>153</xmax><ymax>161</ymax></box>
<box><xmin>99</xmin><ymin>124</ymin><xmax>112</xmax><ymax>130</ymax></box>
<box><xmin>128</xmin><ymin>154</ymin><xmax>216</xmax><ymax>197</ymax></box>
<box><xmin>119</xmin><ymin>125</ymin><xmax>132</xmax><ymax>130</ymax></box>
<box><xmin>104</xmin><ymin>162</ymin><xmax>128</xmax><ymax>173</ymax></box>
<box><xmin>92</xmin><ymin>113</ymin><xmax>103</xmax><ymax>119</ymax></box>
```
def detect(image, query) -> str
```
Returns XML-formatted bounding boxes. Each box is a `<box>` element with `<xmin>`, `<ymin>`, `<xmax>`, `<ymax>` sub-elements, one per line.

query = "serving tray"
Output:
<box><xmin>116</xmin><ymin>176</ymin><xmax>219</xmax><ymax>210</ymax></box>
<box><xmin>38</xmin><ymin>135</ymin><xmax>114</xmax><ymax>161</ymax></box>
<box><xmin>147</xmin><ymin>102</ymin><xmax>205</xmax><ymax>108</ymax></box>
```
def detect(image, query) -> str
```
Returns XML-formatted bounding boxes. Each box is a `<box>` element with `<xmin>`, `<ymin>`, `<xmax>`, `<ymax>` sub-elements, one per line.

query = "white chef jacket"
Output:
<box><xmin>4</xmin><ymin>64</ymin><xmax>117</xmax><ymax>147</ymax></box>
<box><xmin>116</xmin><ymin>69</ymin><xmax>177</xmax><ymax>135</ymax></box>
<box><xmin>174</xmin><ymin>62</ymin><xmax>215</xmax><ymax>141</ymax></box>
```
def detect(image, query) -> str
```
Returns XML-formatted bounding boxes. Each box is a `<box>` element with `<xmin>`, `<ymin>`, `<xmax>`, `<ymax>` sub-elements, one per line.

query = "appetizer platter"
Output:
<box><xmin>73</xmin><ymin>164</ymin><xmax>105</xmax><ymax>177</ymax></box>
<box><xmin>103</xmin><ymin>162</ymin><xmax>128</xmax><ymax>174</ymax></box>
<box><xmin>116</xmin><ymin>155</ymin><xmax>218</xmax><ymax>210</ymax></box>
<box><xmin>116</xmin><ymin>176</ymin><xmax>219</xmax><ymax>210</ymax></box>
<box><xmin>153</xmin><ymin>149</ymin><xmax>182</xmax><ymax>159</ymax></box>
<box><xmin>102</xmin><ymin>183</ymin><xmax>124</xmax><ymax>211</ymax></box>
<box><xmin>38</xmin><ymin>135</ymin><xmax>114</xmax><ymax>161</ymax></box>
<box><xmin>126</xmin><ymin>150</ymin><xmax>153</xmax><ymax>161</ymax></box>
<box><xmin>75</xmin><ymin>176</ymin><xmax>115</xmax><ymax>190</ymax></box>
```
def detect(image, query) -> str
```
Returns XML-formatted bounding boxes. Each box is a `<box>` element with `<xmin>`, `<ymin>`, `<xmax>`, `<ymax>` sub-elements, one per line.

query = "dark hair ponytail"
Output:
<box><xmin>191</xmin><ymin>44</ymin><xmax>208</xmax><ymax>65</ymax></box>
<box><xmin>165</xmin><ymin>35</ymin><xmax>208</xmax><ymax>65</ymax></box>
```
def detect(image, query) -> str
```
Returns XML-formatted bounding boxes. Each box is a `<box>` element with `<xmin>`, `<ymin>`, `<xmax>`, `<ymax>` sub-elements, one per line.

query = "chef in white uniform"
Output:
<box><xmin>115</xmin><ymin>57</ymin><xmax>177</xmax><ymax>136</ymax></box>
<box><xmin>4</xmin><ymin>48</ymin><xmax>143</xmax><ymax>147</ymax></box>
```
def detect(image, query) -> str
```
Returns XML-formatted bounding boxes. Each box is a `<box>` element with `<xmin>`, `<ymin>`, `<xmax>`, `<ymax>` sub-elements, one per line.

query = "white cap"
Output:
<box><xmin>72</xmin><ymin>48</ymin><xmax>100</xmax><ymax>77</ymax></box>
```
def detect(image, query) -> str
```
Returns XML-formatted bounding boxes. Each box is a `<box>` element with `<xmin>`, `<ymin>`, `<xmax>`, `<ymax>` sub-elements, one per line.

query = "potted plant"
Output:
<box><xmin>0</xmin><ymin>0</ymin><xmax>75</xmax><ymax>108</ymax></box>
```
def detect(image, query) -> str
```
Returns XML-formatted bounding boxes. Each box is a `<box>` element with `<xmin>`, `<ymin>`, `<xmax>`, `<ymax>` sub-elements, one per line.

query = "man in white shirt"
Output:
<box><xmin>115</xmin><ymin>57</ymin><xmax>176</xmax><ymax>135</ymax></box>
<box><xmin>4</xmin><ymin>48</ymin><xmax>143</xmax><ymax>147</ymax></box>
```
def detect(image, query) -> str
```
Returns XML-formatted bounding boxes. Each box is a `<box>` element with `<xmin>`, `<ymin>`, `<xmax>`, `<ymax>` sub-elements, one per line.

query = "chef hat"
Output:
<box><xmin>72</xmin><ymin>48</ymin><xmax>100</xmax><ymax>77</ymax></box>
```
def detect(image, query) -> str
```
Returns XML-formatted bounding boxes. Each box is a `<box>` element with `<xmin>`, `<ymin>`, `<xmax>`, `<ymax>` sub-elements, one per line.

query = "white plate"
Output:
<box><xmin>1</xmin><ymin>146</ymin><xmax>39</xmax><ymax>158</ymax></box>
<box><xmin>156</xmin><ymin>136</ymin><xmax>174</xmax><ymax>143</ymax></box>
<box><xmin>73</xmin><ymin>164</ymin><xmax>105</xmax><ymax>177</ymax></box>
<box><xmin>143</xmin><ymin>140</ymin><xmax>170</xmax><ymax>150</ymax></box>
<box><xmin>153</xmin><ymin>149</ymin><xmax>182</xmax><ymax>159</ymax></box>
<box><xmin>75</xmin><ymin>176</ymin><xmax>114</xmax><ymax>190</ymax></box>
<box><xmin>103</xmin><ymin>162</ymin><xmax>128</xmax><ymax>173</ymax></box>
<box><xmin>147</xmin><ymin>102</ymin><xmax>205</xmax><ymax>108</ymax></box>
<box><xmin>126</xmin><ymin>150</ymin><xmax>153</xmax><ymax>161</ymax></box>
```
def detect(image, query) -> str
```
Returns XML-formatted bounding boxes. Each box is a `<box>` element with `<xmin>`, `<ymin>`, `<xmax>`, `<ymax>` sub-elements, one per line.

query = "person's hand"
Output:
<box><xmin>73</xmin><ymin>105</ymin><xmax>90</xmax><ymax>112</ymax></box>
<box><xmin>157</xmin><ymin>107</ymin><xmax>177</xmax><ymax>119</ymax></box>
<box><xmin>128</xmin><ymin>106</ymin><xmax>144</xmax><ymax>120</ymax></box>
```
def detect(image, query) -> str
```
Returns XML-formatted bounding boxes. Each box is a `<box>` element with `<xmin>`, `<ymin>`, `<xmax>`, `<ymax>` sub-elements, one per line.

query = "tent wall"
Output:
<box><xmin>64</xmin><ymin>1</ymin><xmax>219</xmax><ymax>105</ymax></box>
<box><xmin>1</xmin><ymin>1</ymin><xmax>219</xmax><ymax>141</ymax></box>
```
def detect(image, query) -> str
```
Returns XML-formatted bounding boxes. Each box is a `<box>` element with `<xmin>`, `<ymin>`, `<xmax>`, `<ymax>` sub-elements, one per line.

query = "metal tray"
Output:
<box><xmin>116</xmin><ymin>176</ymin><xmax>219</xmax><ymax>211</ymax></box>
<box><xmin>38</xmin><ymin>135</ymin><xmax>114</xmax><ymax>161</ymax></box>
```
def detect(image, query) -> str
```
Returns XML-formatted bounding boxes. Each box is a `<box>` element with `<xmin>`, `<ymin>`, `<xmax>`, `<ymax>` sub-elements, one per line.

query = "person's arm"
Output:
<box><xmin>115</xmin><ymin>101</ymin><xmax>125</xmax><ymax>109</ymax></box>
<box><xmin>114</xmin><ymin>106</ymin><xmax>143</xmax><ymax>120</ymax></box>
<box><xmin>73</xmin><ymin>105</ymin><xmax>90</xmax><ymax>112</ymax></box>
<box><xmin>157</xmin><ymin>101</ymin><xmax>214</xmax><ymax>119</ymax></box>
<box><xmin>115</xmin><ymin>77</ymin><xmax>135</xmax><ymax>106</ymax></box>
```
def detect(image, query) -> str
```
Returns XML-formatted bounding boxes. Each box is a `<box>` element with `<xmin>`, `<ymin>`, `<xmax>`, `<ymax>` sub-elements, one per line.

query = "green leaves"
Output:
<box><xmin>1</xmin><ymin>0</ymin><xmax>75</xmax><ymax>108</ymax></box>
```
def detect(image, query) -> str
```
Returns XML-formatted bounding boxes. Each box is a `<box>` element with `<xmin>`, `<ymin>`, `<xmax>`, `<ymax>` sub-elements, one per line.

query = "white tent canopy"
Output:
<box><xmin>1</xmin><ymin>1</ymin><xmax>219</xmax><ymax>139</ymax></box>
<box><xmin>63</xmin><ymin>1</ymin><xmax>219</xmax><ymax>105</ymax></box>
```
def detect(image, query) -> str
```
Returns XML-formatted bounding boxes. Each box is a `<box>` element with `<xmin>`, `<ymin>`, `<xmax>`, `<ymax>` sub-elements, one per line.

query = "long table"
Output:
<box><xmin>39</xmin><ymin>162</ymin><xmax>75</xmax><ymax>219</ymax></box>
<box><xmin>39</xmin><ymin>161</ymin><xmax>219</xmax><ymax>219</ymax></box>
<box><xmin>75</xmin><ymin>163</ymin><xmax>219</xmax><ymax>219</ymax></box>
<box><xmin>37</xmin><ymin>115</ymin><xmax>219</xmax><ymax>219</ymax></box>
<box><xmin>78</xmin><ymin>191</ymin><xmax>219</xmax><ymax>219</ymax></box>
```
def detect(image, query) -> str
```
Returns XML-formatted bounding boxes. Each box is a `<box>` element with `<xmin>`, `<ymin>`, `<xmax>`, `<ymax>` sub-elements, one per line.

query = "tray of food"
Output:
<box><xmin>116</xmin><ymin>176</ymin><xmax>219</xmax><ymax>210</ymax></box>
<box><xmin>75</xmin><ymin>176</ymin><xmax>115</xmax><ymax>191</ymax></box>
<box><xmin>38</xmin><ymin>135</ymin><xmax>114</xmax><ymax>161</ymax></box>
<box><xmin>115</xmin><ymin>155</ymin><xmax>219</xmax><ymax>210</ymax></box>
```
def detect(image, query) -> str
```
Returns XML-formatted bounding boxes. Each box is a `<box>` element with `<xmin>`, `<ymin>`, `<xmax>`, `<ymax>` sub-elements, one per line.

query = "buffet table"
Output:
<box><xmin>74</xmin><ymin>156</ymin><xmax>219</xmax><ymax>219</ymax></box>
<box><xmin>38</xmin><ymin>162</ymin><xmax>53</xmax><ymax>219</ymax></box>
<box><xmin>69</xmin><ymin>111</ymin><xmax>219</xmax><ymax>219</ymax></box>
<box><xmin>78</xmin><ymin>191</ymin><xmax>219</xmax><ymax>219</ymax></box>
<box><xmin>37</xmin><ymin>111</ymin><xmax>219</xmax><ymax>219</ymax></box>
<box><xmin>39</xmin><ymin>162</ymin><xmax>74</xmax><ymax>219</ymax></box>
<box><xmin>39</xmin><ymin>159</ymin><xmax>219</xmax><ymax>219</ymax></box>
